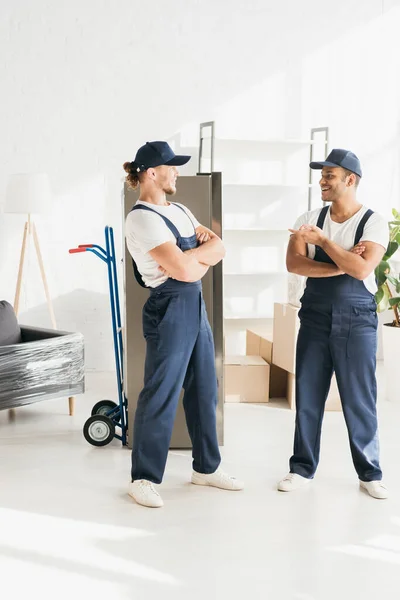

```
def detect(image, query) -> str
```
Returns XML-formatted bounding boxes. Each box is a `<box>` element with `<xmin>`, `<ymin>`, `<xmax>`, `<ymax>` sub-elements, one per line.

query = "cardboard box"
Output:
<box><xmin>246</xmin><ymin>329</ymin><xmax>287</xmax><ymax>398</ymax></box>
<box><xmin>272</xmin><ymin>303</ymin><xmax>300</xmax><ymax>374</ymax></box>
<box><xmin>287</xmin><ymin>373</ymin><xmax>342</xmax><ymax>412</ymax></box>
<box><xmin>224</xmin><ymin>355</ymin><xmax>270</xmax><ymax>403</ymax></box>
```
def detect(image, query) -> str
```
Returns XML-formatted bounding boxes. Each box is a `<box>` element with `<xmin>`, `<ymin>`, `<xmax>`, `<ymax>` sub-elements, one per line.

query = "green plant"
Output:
<box><xmin>375</xmin><ymin>208</ymin><xmax>400</xmax><ymax>327</ymax></box>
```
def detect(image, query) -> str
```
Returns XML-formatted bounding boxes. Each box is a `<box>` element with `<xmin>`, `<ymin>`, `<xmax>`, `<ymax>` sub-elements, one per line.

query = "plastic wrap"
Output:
<box><xmin>0</xmin><ymin>327</ymin><xmax>85</xmax><ymax>410</ymax></box>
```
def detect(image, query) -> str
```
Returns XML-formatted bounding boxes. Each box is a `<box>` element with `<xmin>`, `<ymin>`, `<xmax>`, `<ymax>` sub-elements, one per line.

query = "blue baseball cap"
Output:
<box><xmin>310</xmin><ymin>148</ymin><xmax>362</xmax><ymax>178</ymax></box>
<box><xmin>131</xmin><ymin>141</ymin><xmax>191</xmax><ymax>172</ymax></box>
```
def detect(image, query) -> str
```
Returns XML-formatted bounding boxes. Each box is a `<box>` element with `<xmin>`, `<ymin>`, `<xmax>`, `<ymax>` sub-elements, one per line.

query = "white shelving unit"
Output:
<box><xmin>214</xmin><ymin>139</ymin><xmax>313</xmax><ymax>160</ymax></box>
<box><xmin>198</xmin><ymin>123</ymin><xmax>327</xmax><ymax>355</ymax></box>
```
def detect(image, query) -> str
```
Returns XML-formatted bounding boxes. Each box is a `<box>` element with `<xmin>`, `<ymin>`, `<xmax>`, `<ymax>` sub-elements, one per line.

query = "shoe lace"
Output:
<box><xmin>216</xmin><ymin>468</ymin><xmax>236</xmax><ymax>481</ymax></box>
<box><xmin>284</xmin><ymin>473</ymin><xmax>295</xmax><ymax>482</ymax></box>
<box><xmin>139</xmin><ymin>480</ymin><xmax>160</xmax><ymax>496</ymax></box>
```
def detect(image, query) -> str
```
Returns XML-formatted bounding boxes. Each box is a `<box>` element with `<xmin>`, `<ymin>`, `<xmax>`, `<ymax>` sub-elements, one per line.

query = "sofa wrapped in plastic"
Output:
<box><xmin>0</xmin><ymin>300</ymin><xmax>85</xmax><ymax>410</ymax></box>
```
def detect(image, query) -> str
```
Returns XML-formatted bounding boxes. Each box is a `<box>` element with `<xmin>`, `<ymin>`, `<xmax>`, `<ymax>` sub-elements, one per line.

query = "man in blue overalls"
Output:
<box><xmin>278</xmin><ymin>149</ymin><xmax>389</xmax><ymax>499</ymax></box>
<box><xmin>124</xmin><ymin>141</ymin><xmax>244</xmax><ymax>508</ymax></box>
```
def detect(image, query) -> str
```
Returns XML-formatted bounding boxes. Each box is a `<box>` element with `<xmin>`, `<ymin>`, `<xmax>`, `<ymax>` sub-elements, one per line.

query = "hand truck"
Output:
<box><xmin>69</xmin><ymin>227</ymin><xmax>127</xmax><ymax>447</ymax></box>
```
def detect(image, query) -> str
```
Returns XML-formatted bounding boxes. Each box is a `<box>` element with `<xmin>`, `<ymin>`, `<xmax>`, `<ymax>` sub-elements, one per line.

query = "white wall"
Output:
<box><xmin>1</xmin><ymin>0</ymin><xmax>399</xmax><ymax>369</ymax></box>
<box><xmin>210</xmin><ymin>0</ymin><xmax>400</xmax><ymax>355</ymax></box>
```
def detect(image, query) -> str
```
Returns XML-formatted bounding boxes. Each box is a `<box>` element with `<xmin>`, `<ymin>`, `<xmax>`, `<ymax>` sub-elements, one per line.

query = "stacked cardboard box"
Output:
<box><xmin>224</xmin><ymin>304</ymin><xmax>342</xmax><ymax>410</ymax></box>
<box><xmin>245</xmin><ymin>329</ymin><xmax>287</xmax><ymax>398</ymax></box>
<box><xmin>224</xmin><ymin>355</ymin><xmax>270</xmax><ymax>403</ymax></box>
<box><xmin>272</xmin><ymin>303</ymin><xmax>342</xmax><ymax>412</ymax></box>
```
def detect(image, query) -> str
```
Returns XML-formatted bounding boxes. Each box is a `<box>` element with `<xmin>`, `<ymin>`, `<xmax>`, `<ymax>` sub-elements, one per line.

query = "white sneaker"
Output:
<box><xmin>191</xmin><ymin>467</ymin><xmax>244</xmax><ymax>491</ymax></box>
<box><xmin>278</xmin><ymin>473</ymin><xmax>312</xmax><ymax>492</ymax></box>
<box><xmin>128</xmin><ymin>480</ymin><xmax>164</xmax><ymax>508</ymax></box>
<box><xmin>360</xmin><ymin>480</ymin><xmax>389</xmax><ymax>499</ymax></box>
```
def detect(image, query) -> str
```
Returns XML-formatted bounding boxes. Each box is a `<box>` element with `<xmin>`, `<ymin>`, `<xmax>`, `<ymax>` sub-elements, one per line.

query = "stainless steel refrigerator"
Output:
<box><xmin>122</xmin><ymin>173</ymin><xmax>224</xmax><ymax>449</ymax></box>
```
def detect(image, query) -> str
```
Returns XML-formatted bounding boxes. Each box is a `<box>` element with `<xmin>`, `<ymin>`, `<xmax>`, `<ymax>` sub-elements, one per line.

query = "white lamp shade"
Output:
<box><xmin>4</xmin><ymin>173</ymin><xmax>52</xmax><ymax>214</ymax></box>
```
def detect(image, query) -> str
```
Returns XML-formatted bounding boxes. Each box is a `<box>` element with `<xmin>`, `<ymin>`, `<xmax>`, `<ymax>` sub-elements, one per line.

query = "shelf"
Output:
<box><xmin>224</xmin><ymin>228</ymin><xmax>289</xmax><ymax>233</ymax></box>
<box><xmin>221</xmin><ymin>184</ymin><xmax>311</xmax><ymax>216</ymax></box>
<box><xmin>223</xmin><ymin>183</ymin><xmax>312</xmax><ymax>190</ymax></box>
<box><xmin>224</xmin><ymin>271</ymin><xmax>286</xmax><ymax>276</ymax></box>
<box><xmin>224</xmin><ymin>314</ymin><xmax>273</xmax><ymax>320</ymax></box>
<box><xmin>214</xmin><ymin>139</ymin><xmax>312</xmax><ymax>162</ymax></box>
<box><xmin>216</xmin><ymin>137</ymin><xmax>314</xmax><ymax>144</ymax></box>
<box><xmin>223</xmin><ymin>183</ymin><xmax>318</xmax><ymax>193</ymax></box>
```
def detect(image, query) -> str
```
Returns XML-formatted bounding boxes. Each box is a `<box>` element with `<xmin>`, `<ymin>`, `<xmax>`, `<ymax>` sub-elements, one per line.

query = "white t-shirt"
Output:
<box><xmin>125</xmin><ymin>200</ymin><xmax>200</xmax><ymax>288</ymax></box>
<box><xmin>293</xmin><ymin>205</ymin><xmax>389</xmax><ymax>295</ymax></box>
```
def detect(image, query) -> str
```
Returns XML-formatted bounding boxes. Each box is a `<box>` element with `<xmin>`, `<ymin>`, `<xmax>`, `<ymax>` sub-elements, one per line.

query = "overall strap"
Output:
<box><xmin>130</xmin><ymin>204</ymin><xmax>181</xmax><ymax>239</ymax></box>
<box><xmin>316</xmin><ymin>205</ymin><xmax>330</xmax><ymax>230</ymax></box>
<box><xmin>170</xmin><ymin>202</ymin><xmax>197</xmax><ymax>230</ymax></box>
<box><xmin>132</xmin><ymin>259</ymin><xmax>147</xmax><ymax>288</ymax></box>
<box><xmin>354</xmin><ymin>209</ymin><xmax>374</xmax><ymax>245</ymax></box>
<box><xmin>306</xmin><ymin>205</ymin><xmax>330</xmax><ymax>259</ymax></box>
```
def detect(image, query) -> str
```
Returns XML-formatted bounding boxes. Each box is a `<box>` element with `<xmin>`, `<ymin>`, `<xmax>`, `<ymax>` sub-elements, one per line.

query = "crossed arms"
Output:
<box><xmin>150</xmin><ymin>226</ymin><xmax>225</xmax><ymax>282</ymax></box>
<box><xmin>287</xmin><ymin>225</ymin><xmax>385</xmax><ymax>280</ymax></box>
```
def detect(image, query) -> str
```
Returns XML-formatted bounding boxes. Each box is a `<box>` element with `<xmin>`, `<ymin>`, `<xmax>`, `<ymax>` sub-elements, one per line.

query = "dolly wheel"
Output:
<box><xmin>91</xmin><ymin>399</ymin><xmax>120</xmax><ymax>420</ymax></box>
<box><xmin>83</xmin><ymin>415</ymin><xmax>115</xmax><ymax>447</ymax></box>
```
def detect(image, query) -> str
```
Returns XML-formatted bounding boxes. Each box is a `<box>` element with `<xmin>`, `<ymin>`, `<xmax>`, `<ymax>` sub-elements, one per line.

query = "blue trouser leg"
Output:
<box><xmin>131</xmin><ymin>291</ymin><xmax>196</xmax><ymax>484</ymax></box>
<box><xmin>290</xmin><ymin>305</ymin><xmax>334</xmax><ymax>478</ymax></box>
<box><xmin>290</xmin><ymin>302</ymin><xmax>382</xmax><ymax>481</ymax></box>
<box><xmin>131</xmin><ymin>337</ymin><xmax>192</xmax><ymax>484</ymax></box>
<box><xmin>330</xmin><ymin>305</ymin><xmax>382</xmax><ymax>481</ymax></box>
<box><xmin>131</xmin><ymin>285</ymin><xmax>220</xmax><ymax>484</ymax></box>
<box><xmin>182</xmin><ymin>298</ymin><xmax>221</xmax><ymax>475</ymax></box>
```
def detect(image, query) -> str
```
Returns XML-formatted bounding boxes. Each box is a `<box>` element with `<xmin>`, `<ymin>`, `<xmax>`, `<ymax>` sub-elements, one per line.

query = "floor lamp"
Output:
<box><xmin>5</xmin><ymin>173</ymin><xmax>74</xmax><ymax>416</ymax></box>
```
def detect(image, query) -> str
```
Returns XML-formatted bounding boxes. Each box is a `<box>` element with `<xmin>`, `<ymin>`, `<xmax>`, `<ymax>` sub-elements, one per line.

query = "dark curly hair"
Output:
<box><xmin>123</xmin><ymin>162</ymin><xmax>144</xmax><ymax>190</ymax></box>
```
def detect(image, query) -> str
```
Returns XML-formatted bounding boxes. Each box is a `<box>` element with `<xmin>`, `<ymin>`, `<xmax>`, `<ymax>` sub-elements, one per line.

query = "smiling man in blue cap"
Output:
<box><xmin>123</xmin><ymin>141</ymin><xmax>244</xmax><ymax>508</ymax></box>
<box><xmin>278</xmin><ymin>149</ymin><xmax>389</xmax><ymax>499</ymax></box>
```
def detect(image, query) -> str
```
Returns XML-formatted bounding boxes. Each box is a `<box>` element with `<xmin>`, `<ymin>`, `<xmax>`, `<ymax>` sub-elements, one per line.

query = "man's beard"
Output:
<box><xmin>165</xmin><ymin>186</ymin><xmax>176</xmax><ymax>196</ymax></box>
<box><xmin>321</xmin><ymin>189</ymin><xmax>337</xmax><ymax>203</ymax></box>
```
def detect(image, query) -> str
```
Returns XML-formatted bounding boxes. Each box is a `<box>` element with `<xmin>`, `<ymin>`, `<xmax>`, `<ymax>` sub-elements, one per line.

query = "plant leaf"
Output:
<box><xmin>386</xmin><ymin>274</ymin><xmax>400</xmax><ymax>287</ymax></box>
<box><xmin>389</xmin><ymin>297</ymin><xmax>400</xmax><ymax>307</ymax></box>
<box><xmin>375</xmin><ymin>260</ymin><xmax>390</xmax><ymax>287</ymax></box>
<box><xmin>384</xmin><ymin>241</ymin><xmax>399</xmax><ymax>260</ymax></box>
<box><xmin>390</xmin><ymin>226</ymin><xmax>400</xmax><ymax>242</ymax></box>
<box><xmin>376</xmin><ymin>283</ymin><xmax>391</xmax><ymax>312</ymax></box>
<box><xmin>375</xmin><ymin>287</ymin><xmax>385</xmax><ymax>305</ymax></box>
<box><xmin>392</xmin><ymin>208</ymin><xmax>400</xmax><ymax>220</ymax></box>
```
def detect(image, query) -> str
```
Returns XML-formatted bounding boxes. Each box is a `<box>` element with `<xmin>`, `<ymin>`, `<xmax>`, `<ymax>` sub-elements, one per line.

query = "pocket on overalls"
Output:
<box><xmin>142</xmin><ymin>296</ymin><xmax>159</xmax><ymax>339</ymax></box>
<box><xmin>346</xmin><ymin>304</ymin><xmax>378</xmax><ymax>358</ymax></box>
<box><xmin>351</xmin><ymin>305</ymin><xmax>378</xmax><ymax>330</ymax></box>
<box><xmin>155</xmin><ymin>294</ymin><xmax>179</xmax><ymax>327</ymax></box>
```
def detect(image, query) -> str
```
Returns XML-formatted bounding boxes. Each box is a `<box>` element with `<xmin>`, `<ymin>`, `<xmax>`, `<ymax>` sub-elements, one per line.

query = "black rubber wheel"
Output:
<box><xmin>83</xmin><ymin>415</ymin><xmax>115</xmax><ymax>447</ymax></box>
<box><xmin>91</xmin><ymin>399</ymin><xmax>120</xmax><ymax>421</ymax></box>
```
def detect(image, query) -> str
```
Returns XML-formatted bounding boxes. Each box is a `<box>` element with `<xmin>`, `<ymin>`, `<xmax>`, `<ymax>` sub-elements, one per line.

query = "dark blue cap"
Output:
<box><xmin>131</xmin><ymin>141</ymin><xmax>191</xmax><ymax>172</ymax></box>
<box><xmin>310</xmin><ymin>148</ymin><xmax>362</xmax><ymax>178</ymax></box>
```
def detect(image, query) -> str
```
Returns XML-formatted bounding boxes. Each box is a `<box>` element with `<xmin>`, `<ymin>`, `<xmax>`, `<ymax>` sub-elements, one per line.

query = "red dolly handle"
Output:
<box><xmin>69</xmin><ymin>244</ymin><xmax>95</xmax><ymax>254</ymax></box>
<box><xmin>69</xmin><ymin>243</ymin><xmax>106</xmax><ymax>256</ymax></box>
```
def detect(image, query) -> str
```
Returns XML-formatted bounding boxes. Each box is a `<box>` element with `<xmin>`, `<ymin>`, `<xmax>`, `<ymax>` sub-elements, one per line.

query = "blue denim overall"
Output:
<box><xmin>290</xmin><ymin>206</ymin><xmax>382</xmax><ymax>482</ymax></box>
<box><xmin>129</xmin><ymin>203</ymin><xmax>221</xmax><ymax>483</ymax></box>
